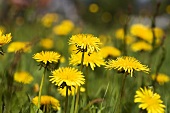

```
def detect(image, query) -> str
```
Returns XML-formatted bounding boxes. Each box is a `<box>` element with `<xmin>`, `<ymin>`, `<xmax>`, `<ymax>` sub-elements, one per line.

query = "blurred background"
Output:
<box><xmin>0</xmin><ymin>0</ymin><xmax>170</xmax><ymax>31</ymax></box>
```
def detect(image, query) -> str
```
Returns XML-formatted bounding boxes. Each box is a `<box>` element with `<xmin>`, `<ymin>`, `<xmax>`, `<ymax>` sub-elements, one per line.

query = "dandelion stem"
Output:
<box><xmin>74</xmin><ymin>51</ymin><xmax>85</xmax><ymax>113</ymax></box>
<box><xmin>38</xmin><ymin>67</ymin><xmax>47</xmax><ymax>109</ymax></box>
<box><xmin>65</xmin><ymin>86</ymin><xmax>69</xmax><ymax>113</ymax></box>
<box><xmin>115</xmin><ymin>73</ymin><xmax>127</xmax><ymax>113</ymax></box>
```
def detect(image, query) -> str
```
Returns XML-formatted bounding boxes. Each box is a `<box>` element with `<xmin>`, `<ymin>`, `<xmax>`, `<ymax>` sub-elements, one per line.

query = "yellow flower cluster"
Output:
<box><xmin>152</xmin><ymin>73</ymin><xmax>170</xmax><ymax>85</ymax></box>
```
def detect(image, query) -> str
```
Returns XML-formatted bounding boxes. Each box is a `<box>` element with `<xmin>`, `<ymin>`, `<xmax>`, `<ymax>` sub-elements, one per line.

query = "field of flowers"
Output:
<box><xmin>0</xmin><ymin>0</ymin><xmax>170</xmax><ymax>113</ymax></box>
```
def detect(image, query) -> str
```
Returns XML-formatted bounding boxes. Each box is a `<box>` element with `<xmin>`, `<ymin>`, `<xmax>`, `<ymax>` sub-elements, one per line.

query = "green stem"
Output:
<box><xmin>65</xmin><ymin>86</ymin><xmax>69</xmax><ymax>113</ymax></box>
<box><xmin>74</xmin><ymin>51</ymin><xmax>85</xmax><ymax>113</ymax></box>
<box><xmin>38</xmin><ymin>67</ymin><xmax>47</xmax><ymax>109</ymax></box>
<box><xmin>114</xmin><ymin>73</ymin><xmax>127</xmax><ymax>113</ymax></box>
<box><xmin>85</xmin><ymin>66</ymin><xmax>89</xmax><ymax>100</ymax></box>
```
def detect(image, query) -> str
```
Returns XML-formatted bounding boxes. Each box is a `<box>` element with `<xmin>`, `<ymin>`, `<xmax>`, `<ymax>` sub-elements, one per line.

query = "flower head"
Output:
<box><xmin>105</xmin><ymin>56</ymin><xmax>150</xmax><ymax>77</ymax></box>
<box><xmin>41</xmin><ymin>13</ymin><xmax>58</xmax><ymax>28</ymax></box>
<box><xmin>14</xmin><ymin>71</ymin><xmax>33</xmax><ymax>84</ymax></box>
<box><xmin>33</xmin><ymin>51</ymin><xmax>61</xmax><ymax>64</ymax></box>
<box><xmin>53</xmin><ymin>20</ymin><xmax>74</xmax><ymax>35</ymax></box>
<box><xmin>49</xmin><ymin>67</ymin><xmax>85</xmax><ymax>87</ymax></box>
<box><xmin>0</xmin><ymin>31</ymin><xmax>12</xmax><ymax>47</ymax></box>
<box><xmin>69</xmin><ymin>34</ymin><xmax>102</xmax><ymax>54</ymax></box>
<box><xmin>7</xmin><ymin>41</ymin><xmax>31</xmax><ymax>53</ymax></box>
<box><xmin>39</xmin><ymin>38</ymin><xmax>54</xmax><ymax>49</ymax></box>
<box><xmin>32</xmin><ymin>95</ymin><xmax>60</xmax><ymax>111</ymax></box>
<box><xmin>69</xmin><ymin>52</ymin><xmax>105</xmax><ymax>70</ymax></box>
<box><xmin>99</xmin><ymin>46</ymin><xmax>121</xmax><ymax>58</ymax></box>
<box><xmin>152</xmin><ymin>73</ymin><xmax>170</xmax><ymax>85</ymax></box>
<box><xmin>134</xmin><ymin>87</ymin><xmax>165</xmax><ymax>113</ymax></box>
<box><xmin>131</xmin><ymin>41</ymin><xmax>152</xmax><ymax>52</ymax></box>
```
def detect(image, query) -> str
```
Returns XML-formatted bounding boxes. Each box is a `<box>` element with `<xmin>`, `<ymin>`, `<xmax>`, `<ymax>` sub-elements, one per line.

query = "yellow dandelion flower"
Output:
<box><xmin>105</xmin><ymin>56</ymin><xmax>150</xmax><ymax>77</ymax></box>
<box><xmin>99</xmin><ymin>46</ymin><xmax>121</xmax><ymax>58</ymax></box>
<box><xmin>58</xmin><ymin>86</ymin><xmax>85</xmax><ymax>96</ymax></box>
<box><xmin>32</xmin><ymin>95</ymin><xmax>60</xmax><ymax>110</ymax></box>
<box><xmin>49</xmin><ymin>67</ymin><xmax>85</xmax><ymax>87</ymax></box>
<box><xmin>53</xmin><ymin>20</ymin><xmax>74</xmax><ymax>35</ymax></box>
<box><xmin>41</xmin><ymin>13</ymin><xmax>58</xmax><ymax>28</ymax></box>
<box><xmin>130</xmin><ymin>24</ymin><xmax>152</xmax><ymax>42</ymax></box>
<box><xmin>69</xmin><ymin>52</ymin><xmax>105</xmax><ymax>70</ymax></box>
<box><xmin>39</xmin><ymin>38</ymin><xmax>54</xmax><ymax>49</ymax></box>
<box><xmin>131</xmin><ymin>41</ymin><xmax>152</xmax><ymax>52</ymax></box>
<box><xmin>152</xmin><ymin>73</ymin><xmax>170</xmax><ymax>85</ymax></box>
<box><xmin>14</xmin><ymin>71</ymin><xmax>33</xmax><ymax>84</ymax></box>
<box><xmin>69</xmin><ymin>34</ymin><xmax>102</xmax><ymax>54</ymax></box>
<box><xmin>0</xmin><ymin>31</ymin><xmax>12</xmax><ymax>47</ymax></box>
<box><xmin>134</xmin><ymin>87</ymin><xmax>165</xmax><ymax>113</ymax></box>
<box><xmin>33</xmin><ymin>51</ymin><xmax>61</xmax><ymax>64</ymax></box>
<box><xmin>7</xmin><ymin>41</ymin><xmax>31</xmax><ymax>53</ymax></box>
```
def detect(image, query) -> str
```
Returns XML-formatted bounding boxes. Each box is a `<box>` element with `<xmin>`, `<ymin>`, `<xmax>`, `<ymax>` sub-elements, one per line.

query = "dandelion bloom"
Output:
<box><xmin>130</xmin><ymin>24</ymin><xmax>152</xmax><ymax>43</ymax></box>
<box><xmin>49</xmin><ymin>67</ymin><xmax>85</xmax><ymax>87</ymax></box>
<box><xmin>69</xmin><ymin>52</ymin><xmax>105</xmax><ymax>70</ymax></box>
<box><xmin>33</xmin><ymin>51</ymin><xmax>60</xmax><ymax>64</ymax></box>
<box><xmin>105</xmin><ymin>56</ymin><xmax>150</xmax><ymax>77</ymax></box>
<box><xmin>53</xmin><ymin>20</ymin><xmax>74</xmax><ymax>35</ymax></box>
<box><xmin>131</xmin><ymin>41</ymin><xmax>152</xmax><ymax>52</ymax></box>
<box><xmin>152</xmin><ymin>73</ymin><xmax>170</xmax><ymax>85</ymax></box>
<box><xmin>32</xmin><ymin>95</ymin><xmax>60</xmax><ymax>110</ymax></box>
<box><xmin>7</xmin><ymin>41</ymin><xmax>31</xmax><ymax>53</ymax></box>
<box><xmin>39</xmin><ymin>38</ymin><xmax>54</xmax><ymax>49</ymax></box>
<box><xmin>134</xmin><ymin>87</ymin><xmax>165</xmax><ymax>113</ymax></box>
<box><xmin>41</xmin><ymin>13</ymin><xmax>58</xmax><ymax>28</ymax></box>
<box><xmin>99</xmin><ymin>46</ymin><xmax>121</xmax><ymax>58</ymax></box>
<box><xmin>0</xmin><ymin>31</ymin><xmax>12</xmax><ymax>47</ymax></box>
<box><xmin>14</xmin><ymin>71</ymin><xmax>33</xmax><ymax>84</ymax></box>
<box><xmin>69</xmin><ymin>34</ymin><xmax>102</xmax><ymax>54</ymax></box>
<box><xmin>58</xmin><ymin>86</ymin><xmax>85</xmax><ymax>96</ymax></box>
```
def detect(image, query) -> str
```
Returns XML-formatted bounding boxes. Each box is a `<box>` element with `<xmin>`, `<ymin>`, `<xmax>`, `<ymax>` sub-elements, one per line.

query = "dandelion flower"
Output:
<box><xmin>0</xmin><ymin>31</ymin><xmax>12</xmax><ymax>47</ymax></box>
<box><xmin>130</xmin><ymin>24</ymin><xmax>152</xmax><ymax>43</ymax></box>
<box><xmin>50</xmin><ymin>67</ymin><xmax>85</xmax><ymax>88</ymax></box>
<box><xmin>99</xmin><ymin>46</ymin><xmax>121</xmax><ymax>58</ymax></box>
<box><xmin>134</xmin><ymin>87</ymin><xmax>165</xmax><ymax>113</ymax></box>
<box><xmin>69</xmin><ymin>52</ymin><xmax>105</xmax><ymax>70</ymax></box>
<box><xmin>131</xmin><ymin>41</ymin><xmax>152</xmax><ymax>52</ymax></box>
<box><xmin>41</xmin><ymin>13</ymin><xmax>58</xmax><ymax>28</ymax></box>
<box><xmin>53</xmin><ymin>20</ymin><xmax>74</xmax><ymax>35</ymax></box>
<box><xmin>105</xmin><ymin>56</ymin><xmax>150</xmax><ymax>77</ymax></box>
<box><xmin>7</xmin><ymin>41</ymin><xmax>31</xmax><ymax>53</ymax></box>
<box><xmin>14</xmin><ymin>71</ymin><xmax>33</xmax><ymax>84</ymax></box>
<box><xmin>152</xmin><ymin>73</ymin><xmax>170</xmax><ymax>85</ymax></box>
<box><xmin>69</xmin><ymin>34</ymin><xmax>102</xmax><ymax>54</ymax></box>
<box><xmin>33</xmin><ymin>51</ymin><xmax>61</xmax><ymax>64</ymax></box>
<box><xmin>58</xmin><ymin>86</ymin><xmax>85</xmax><ymax>96</ymax></box>
<box><xmin>32</xmin><ymin>95</ymin><xmax>60</xmax><ymax>110</ymax></box>
<box><xmin>39</xmin><ymin>38</ymin><xmax>54</xmax><ymax>49</ymax></box>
